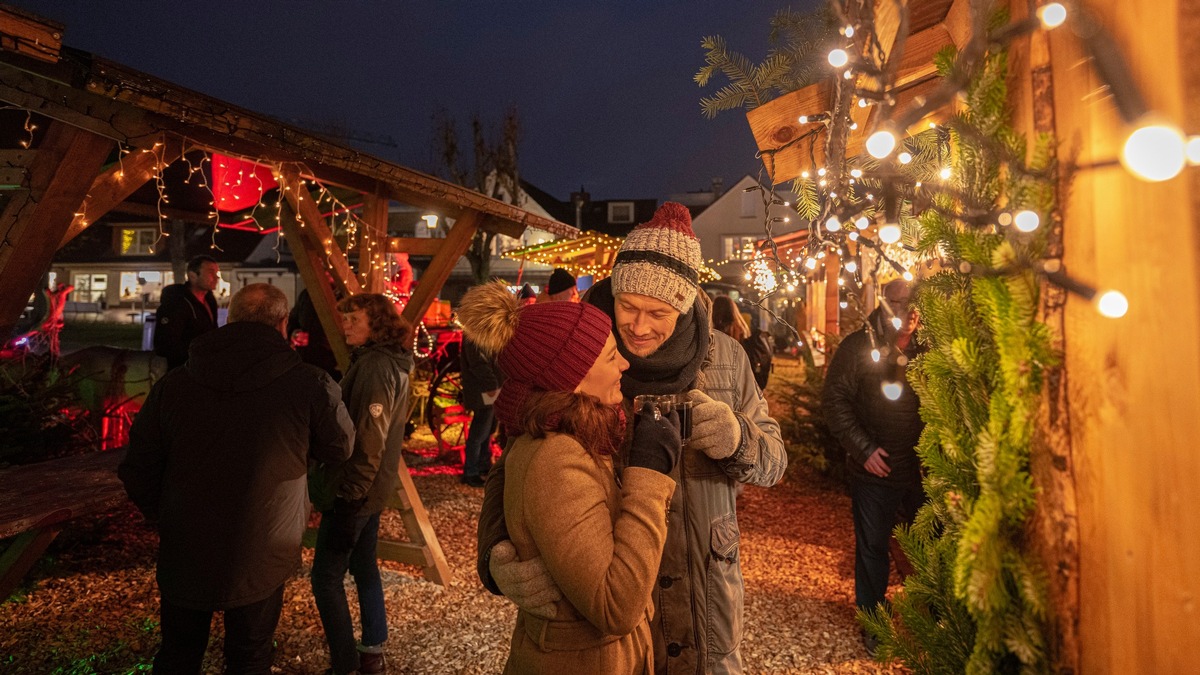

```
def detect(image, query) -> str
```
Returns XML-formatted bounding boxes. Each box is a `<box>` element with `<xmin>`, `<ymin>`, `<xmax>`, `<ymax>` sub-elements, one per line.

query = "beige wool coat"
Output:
<box><xmin>502</xmin><ymin>432</ymin><xmax>676</xmax><ymax>675</ymax></box>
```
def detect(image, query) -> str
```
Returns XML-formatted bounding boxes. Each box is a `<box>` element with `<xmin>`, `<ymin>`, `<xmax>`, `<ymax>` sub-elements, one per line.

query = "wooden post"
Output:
<box><xmin>278</xmin><ymin>203</ymin><xmax>352</xmax><ymax>373</ymax></box>
<box><xmin>0</xmin><ymin>123</ymin><xmax>113</xmax><ymax>338</ymax></box>
<box><xmin>400</xmin><ymin>210</ymin><xmax>483</xmax><ymax>327</ymax></box>
<box><xmin>824</xmin><ymin>254</ymin><xmax>841</xmax><ymax>337</ymax></box>
<box><xmin>58</xmin><ymin>136</ymin><xmax>186</xmax><ymax>249</ymax></box>
<box><xmin>360</xmin><ymin>194</ymin><xmax>389</xmax><ymax>293</ymax></box>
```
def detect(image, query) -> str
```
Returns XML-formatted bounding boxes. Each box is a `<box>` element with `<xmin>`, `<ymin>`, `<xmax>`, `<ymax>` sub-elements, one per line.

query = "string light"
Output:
<box><xmin>1122</xmin><ymin>120</ymin><xmax>1186</xmax><ymax>181</ymax></box>
<box><xmin>898</xmin><ymin>151</ymin><xmax>913</xmax><ymax>164</ymax></box>
<box><xmin>1013</xmin><ymin>210</ymin><xmax>1040</xmax><ymax>232</ymax></box>
<box><xmin>866</xmin><ymin>128</ymin><xmax>897</xmax><ymax>158</ymax></box>
<box><xmin>879</xmin><ymin>223</ymin><xmax>902</xmax><ymax>244</ymax></box>
<box><xmin>828</xmin><ymin>49</ymin><xmax>849</xmax><ymax>68</ymax></box>
<box><xmin>1037</xmin><ymin>2</ymin><xmax>1068</xmax><ymax>29</ymax></box>
<box><xmin>1186</xmin><ymin>136</ymin><xmax>1200</xmax><ymax>165</ymax></box>
<box><xmin>881</xmin><ymin>382</ymin><xmax>903</xmax><ymax>400</ymax></box>
<box><xmin>1096</xmin><ymin>290</ymin><xmax>1129</xmax><ymax>318</ymax></box>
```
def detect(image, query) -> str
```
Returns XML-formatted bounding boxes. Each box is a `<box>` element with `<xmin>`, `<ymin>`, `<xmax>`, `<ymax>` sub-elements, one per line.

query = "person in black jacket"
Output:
<box><xmin>120</xmin><ymin>283</ymin><xmax>355</xmax><ymax>675</ymax></box>
<box><xmin>153</xmin><ymin>255</ymin><xmax>220</xmax><ymax>370</ymax></box>
<box><xmin>309</xmin><ymin>293</ymin><xmax>413</xmax><ymax>675</ymax></box>
<box><xmin>822</xmin><ymin>279</ymin><xmax>925</xmax><ymax>652</ymax></box>
<box><xmin>459</xmin><ymin>335</ymin><xmax>502</xmax><ymax>487</ymax></box>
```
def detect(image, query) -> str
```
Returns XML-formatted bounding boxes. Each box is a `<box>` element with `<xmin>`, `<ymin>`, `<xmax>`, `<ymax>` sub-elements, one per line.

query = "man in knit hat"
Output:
<box><xmin>478</xmin><ymin>202</ymin><xmax>787</xmax><ymax>674</ymax></box>
<box><xmin>536</xmin><ymin>267</ymin><xmax>579</xmax><ymax>303</ymax></box>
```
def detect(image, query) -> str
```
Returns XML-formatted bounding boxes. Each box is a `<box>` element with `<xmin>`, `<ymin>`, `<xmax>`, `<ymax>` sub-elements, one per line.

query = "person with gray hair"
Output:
<box><xmin>121</xmin><ymin>282</ymin><xmax>355</xmax><ymax>674</ymax></box>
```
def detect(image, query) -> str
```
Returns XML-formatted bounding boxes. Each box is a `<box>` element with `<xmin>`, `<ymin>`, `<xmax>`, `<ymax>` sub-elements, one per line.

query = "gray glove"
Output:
<box><xmin>686</xmin><ymin>389</ymin><xmax>740</xmax><ymax>459</ymax></box>
<box><xmin>489</xmin><ymin>540</ymin><xmax>561</xmax><ymax>619</ymax></box>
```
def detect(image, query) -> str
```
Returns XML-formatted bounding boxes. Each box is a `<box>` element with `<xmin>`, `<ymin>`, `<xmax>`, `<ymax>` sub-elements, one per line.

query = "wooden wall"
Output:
<box><xmin>1024</xmin><ymin>0</ymin><xmax>1200</xmax><ymax>670</ymax></box>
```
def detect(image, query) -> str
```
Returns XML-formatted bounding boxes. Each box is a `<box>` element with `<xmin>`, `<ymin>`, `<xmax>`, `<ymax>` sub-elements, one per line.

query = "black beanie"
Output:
<box><xmin>547</xmin><ymin>268</ymin><xmax>576</xmax><ymax>296</ymax></box>
<box><xmin>518</xmin><ymin>283</ymin><xmax>537</xmax><ymax>300</ymax></box>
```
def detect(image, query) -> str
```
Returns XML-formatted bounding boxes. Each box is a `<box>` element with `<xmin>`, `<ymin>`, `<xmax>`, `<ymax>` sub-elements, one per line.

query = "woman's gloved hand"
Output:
<box><xmin>627</xmin><ymin>406</ymin><xmax>682</xmax><ymax>475</ymax></box>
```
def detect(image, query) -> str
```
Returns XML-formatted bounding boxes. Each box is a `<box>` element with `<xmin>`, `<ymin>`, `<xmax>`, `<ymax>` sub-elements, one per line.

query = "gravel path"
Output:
<box><xmin>1</xmin><ymin>359</ymin><xmax>905</xmax><ymax>674</ymax></box>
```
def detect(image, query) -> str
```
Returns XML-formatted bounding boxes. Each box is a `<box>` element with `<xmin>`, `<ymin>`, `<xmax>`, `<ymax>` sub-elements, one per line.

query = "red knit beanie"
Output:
<box><xmin>456</xmin><ymin>282</ymin><xmax>612</xmax><ymax>429</ymax></box>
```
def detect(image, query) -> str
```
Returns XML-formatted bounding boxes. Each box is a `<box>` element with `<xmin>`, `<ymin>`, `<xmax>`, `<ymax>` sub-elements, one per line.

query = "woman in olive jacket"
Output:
<box><xmin>458</xmin><ymin>282</ymin><xmax>682</xmax><ymax>675</ymax></box>
<box><xmin>309</xmin><ymin>293</ymin><xmax>413</xmax><ymax>675</ymax></box>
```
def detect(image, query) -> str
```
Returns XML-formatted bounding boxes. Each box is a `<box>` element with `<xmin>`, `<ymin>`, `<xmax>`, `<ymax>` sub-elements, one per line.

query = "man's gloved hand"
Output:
<box><xmin>489</xmin><ymin>540</ymin><xmax>560</xmax><ymax>619</ymax></box>
<box><xmin>627</xmin><ymin>406</ymin><xmax>682</xmax><ymax>475</ymax></box>
<box><xmin>686</xmin><ymin>389</ymin><xmax>740</xmax><ymax>460</ymax></box>
<box><xmin>322</xmin><ymin>496</ymin><xmax>366</xmax><ymax>553</ymax></box>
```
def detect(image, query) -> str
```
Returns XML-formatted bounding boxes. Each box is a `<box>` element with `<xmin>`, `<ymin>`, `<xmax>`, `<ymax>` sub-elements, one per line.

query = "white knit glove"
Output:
<box><xmin>686</xmin><ymin>389</ymin><xmax>741</xmax><ymax>460</ymax></box>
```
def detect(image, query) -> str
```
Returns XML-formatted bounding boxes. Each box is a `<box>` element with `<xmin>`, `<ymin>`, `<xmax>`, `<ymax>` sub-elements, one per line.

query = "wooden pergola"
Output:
<box><xmin>502</xmin><ymin>230</ymin><xmax>721</xmax><ymax>283</ymax></box>
<box><xmin>0</xmin><ymin>6</ymin><xmax>577</xmax><ymax>588</ymax></box>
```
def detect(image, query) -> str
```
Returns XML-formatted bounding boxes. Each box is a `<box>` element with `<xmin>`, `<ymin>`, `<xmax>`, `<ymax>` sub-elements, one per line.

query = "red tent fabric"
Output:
<box><xmin>211</xmin><ymin>154</ymin><xmax>278</xmax><ymax>212</ymax></box>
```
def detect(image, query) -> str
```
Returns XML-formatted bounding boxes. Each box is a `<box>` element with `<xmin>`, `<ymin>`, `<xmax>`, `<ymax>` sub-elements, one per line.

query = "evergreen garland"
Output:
<box><xmin>859</xmin><ymin>40</ymin><xmax>1057</xmax><ymax>675</ymax></box>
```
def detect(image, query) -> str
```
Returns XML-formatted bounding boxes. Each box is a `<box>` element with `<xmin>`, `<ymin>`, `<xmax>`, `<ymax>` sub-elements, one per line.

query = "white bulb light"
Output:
<box><xmin>1096</xmin><ymin>290</ymin><xmax>1129</xmax><ymax>318</ymax></box>
<box><xmin>805</xmin><ymin>257</ymin><xmax>818</xmax><ymax>270</ymax></box>
<box><xmin>891</xmin><ymin>317</ymin><xmax>903</xmax><ymax>330</ymax></box>
<box><xmin>848</xmin><ymin>231</ymin><xmax>859</xmax><ymax>241</ymax></box>
<box><xmin>855</xmin><ymin>216</ymin><xmax>869</xmax><ymax>230</ymax></box>
<box><xmin>902</xmin><ymin>271</ymin><xmax>914</xmax><ymax>282</ymax></box>
<box><xmin>825</xmin><ymin>216</ymin><xmax>841</xmax><ymax>232</ymax></box>
<box><xmin>939</xmin><ymin>166</ymin><xmax>952</xmax><ymax>180</ymax></box>
<box><xmin>828</xmin><ymin>49</ymin><xmax>849</xmax><ymax>68</ymax></box>
<box><xmin>879</xmin><ymin>223</ymin><xmax>902</xmax><ymax>244</ymax></box>
<box><xmin>870</xmin><ymin>349</ymin><xmax>881</xmax><ymax>362</ymax></box>
<box><xmin>1122</xmin><ymin>122</ymin><xmax>1186</xmax><ymax>182</ymax></box>
<box><xmin>1186</xmin><ymin>136</ymin><xmax>1200</xmax><ymax>165</ymax></box>
<box><xmin>844</xmin><ymin>25</ymin><xmax>855</xmax><ymax>38</ymax></box>
<box><xmin>866</xmin><ymin>130</ymin><xmax>897</xmax><ymax>159</ymax></box>
<box><xmin>1037</xmin><ymin>2</ymin><xmax>1068</xmax><ymax>29</ymax></box>
<box><xmin>839</xmin><ymin>301</ymin><xmax>849</xmax><ymax>308</ymax></box>
<box><xmin>845</xmin><ymin>261</ymin><xmax>858</xmax><ymax>273</ymax></box>
<box><xmin>898</xmin><ymin>152</ymin><xmax>913</xmax><ymax>164</ymax></box>
<box><xmin>882</xmin><ymin>382</ymin><xmax>903</xmax><ymax>400</ymax></box>
<box><xmin>1014</xmin><ymin>210</ymin><xmax>1041</xmax><ymax>232</ymax></box>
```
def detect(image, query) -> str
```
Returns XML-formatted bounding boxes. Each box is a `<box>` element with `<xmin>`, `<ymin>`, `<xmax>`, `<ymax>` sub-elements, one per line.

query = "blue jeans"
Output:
<box><xmin>463</xmin><ymin>405</ymin><xmax>496</xmax><ymax>479</ymax></box>
<box><xmin>850</xmin><ymin>476</ymin><xmax>924</xmax><ymax>612</ymax></box>
<box><xmin>311</xmin><ymin>511</ymin><xmax>387</xmax><ymax>675</ymax></box>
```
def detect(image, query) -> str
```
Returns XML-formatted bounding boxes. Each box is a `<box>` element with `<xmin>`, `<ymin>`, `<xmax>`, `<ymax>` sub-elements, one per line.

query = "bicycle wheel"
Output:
<box><xmin>426</xmin><ymin>367</ymin><xmax>471</xmax><ymax>455</ymax></box>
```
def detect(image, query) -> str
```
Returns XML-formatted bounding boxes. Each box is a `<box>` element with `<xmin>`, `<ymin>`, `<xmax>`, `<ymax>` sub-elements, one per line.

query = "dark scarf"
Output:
<box><xmin>586</xmin><ymin>278</ymin><xmax>711</xmax><ymax>398</ymax></box>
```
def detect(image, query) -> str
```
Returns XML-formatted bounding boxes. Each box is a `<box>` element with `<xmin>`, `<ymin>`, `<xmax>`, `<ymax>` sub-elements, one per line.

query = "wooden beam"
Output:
<box><xmin>401</xmin><ymin>210</ymin><xmax>482</xmax><ymax>327</ymax></box>
<box><xmin>0</xmin><ymin>123</ymin><xmax>113</xmax><ymax>337</ymax></box>
<box><xmin>59</xmin><ymin>136</ymin><xmax>186</xmax><ymax>249</ymax></box>
<box><xmin>278</xmin><ymin>202</ymin><xmax>352</xmax><ymax>374</ymax></box>
<box><xmin>387</xmin><ymin>237</ymin><xmax>445</xmax><ymax>256</ymax></box>
<box><xmin>277</xmin><ymin>165</ymin><xmax>363</xmax><ymax>297</ymax></box>
<box><xmin>0</xmin><ymin>57</ymin><xmax>577</xmax><ymax>240</ymax></box>
<box><xmin>360</xmin><ymin>194</ymin><xmax>388</xmax><ymax>293</ymax></box>
<box><xmin>384</xmin><ymin>450</ymin><xmax>452</xmax><ymax>586</ymax></box>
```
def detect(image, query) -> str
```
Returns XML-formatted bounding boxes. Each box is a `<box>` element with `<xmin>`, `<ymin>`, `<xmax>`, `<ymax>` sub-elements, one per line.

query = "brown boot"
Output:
<box><xmin>358</xmin><ymin>650</ymin><xmax>385</xmax><ymax>674</ymax></box>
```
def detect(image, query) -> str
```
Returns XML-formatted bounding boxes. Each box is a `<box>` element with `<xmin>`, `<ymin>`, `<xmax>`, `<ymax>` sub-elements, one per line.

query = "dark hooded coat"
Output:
<box><xmin>120</xmin><ymin>321</ymin><xmax>354</xmax><ymax>610</ymax></box>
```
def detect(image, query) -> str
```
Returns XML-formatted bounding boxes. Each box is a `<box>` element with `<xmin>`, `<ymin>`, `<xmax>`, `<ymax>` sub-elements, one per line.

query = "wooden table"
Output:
<box><xmin>0</xmin><ymin>449</ymin><xmax>127</xmax><ymax>600</ymax></box>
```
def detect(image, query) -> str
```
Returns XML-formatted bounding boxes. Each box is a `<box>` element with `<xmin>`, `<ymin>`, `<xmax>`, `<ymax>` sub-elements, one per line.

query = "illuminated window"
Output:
<box><xmin>722</xmin><ymin>235</ymin><xmax>759</xmax><ymax>260</ymax></box>
<box><xmin>72</xmin><ymin>273</ymin><xmax>108</xmax><ymax>304</ymax></box>
<box><xmin>116</xmin><ymin>227</ymin><xmax>158</xmax><ymax>255</ymax></box>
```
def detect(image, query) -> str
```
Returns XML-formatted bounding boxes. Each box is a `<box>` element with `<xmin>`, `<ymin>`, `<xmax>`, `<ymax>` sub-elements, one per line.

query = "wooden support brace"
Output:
<box><xmin>278</xmin><ymin>202</ymin><xmax>352</xmax><ymax>373</ymax></box>
<box><xmin>277</xmin><ymin>166</ymin><xmax>363</xmax><ymax>298</ymax></box>
<box><xmin>0</xmin><ymin>123</ymin><xmax>114</xmax><ymax>338</ymax></box>
<box><xmin>301</xmin><ymin>450</ymin><xmax>452</xmax><ymax>587</ymax></box>
<box><xmin>401</xmin><ymin>209</ymin><xmax>483</xmax><ymax>327</ymax></box>
<box><xmin>360</xmin><ymin>194</ymin><xmax>388</xmax><ymax>293</ymax></box>
<box><xmin>59</xmin><ymin>135</ymin><xmax>187</xmax><ymax>249</ymax></box>
<box><xmin>0</xmin><ymin>516</ymin><xmax>65</xmax><ymax>602</ymax></box>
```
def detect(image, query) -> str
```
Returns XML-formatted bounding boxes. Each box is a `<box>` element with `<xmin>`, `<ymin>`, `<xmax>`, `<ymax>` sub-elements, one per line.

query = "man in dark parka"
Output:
<box><xmin>120</xmin><ymin>283</ymin><xmax>354</xmax><ymax>674</ymax></box>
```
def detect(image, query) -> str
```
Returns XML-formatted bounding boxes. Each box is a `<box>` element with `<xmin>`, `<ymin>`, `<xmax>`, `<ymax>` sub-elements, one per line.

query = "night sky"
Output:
<box><xmin>11</xmin><ymin>1</ymin><xmax>820</xmax><ymax>203</ymax></box>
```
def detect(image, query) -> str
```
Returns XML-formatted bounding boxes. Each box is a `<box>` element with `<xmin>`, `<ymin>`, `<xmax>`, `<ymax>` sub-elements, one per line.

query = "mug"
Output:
<box><xmin>633</xmin><ymin>393</ymin><xmax>694</xmax><ymax>443</ymax></box>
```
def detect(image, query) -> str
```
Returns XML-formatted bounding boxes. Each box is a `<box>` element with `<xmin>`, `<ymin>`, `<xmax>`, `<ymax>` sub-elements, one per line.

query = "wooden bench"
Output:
<box><xmin>0</xmin><ymin>449</ymin><xmax>127</xmax><ymax>600</ymax></box>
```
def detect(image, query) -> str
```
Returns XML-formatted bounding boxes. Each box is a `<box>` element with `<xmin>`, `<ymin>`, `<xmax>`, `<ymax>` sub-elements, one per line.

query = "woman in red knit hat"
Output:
<box><xmin>457</xmin><ymin>281</ymin><xmax>682</xmax><ymax>675</ymax></box>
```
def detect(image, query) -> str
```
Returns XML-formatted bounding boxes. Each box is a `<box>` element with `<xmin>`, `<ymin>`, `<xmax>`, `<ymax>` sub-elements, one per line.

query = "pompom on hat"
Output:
<box><xmin>611</xmin><ymin>202</ymin><xmax>703</xmax><ymax>314</ymax></box>
<box><xmin>456</xmin><ymin>282</ymin><xmax>612</xmax><ymax>429</ymax></box>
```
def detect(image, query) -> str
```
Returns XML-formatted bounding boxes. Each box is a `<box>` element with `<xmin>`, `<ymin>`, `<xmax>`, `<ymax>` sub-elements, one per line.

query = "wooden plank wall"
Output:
<box><xmin>1026</xmin><ymin>0</ymin><xmax>1200</xmax><ymax>671</ymax></box>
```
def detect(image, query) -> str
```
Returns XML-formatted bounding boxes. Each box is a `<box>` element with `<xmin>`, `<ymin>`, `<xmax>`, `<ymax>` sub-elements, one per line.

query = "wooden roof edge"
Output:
<box><xmin>0</xmin><ymin>46</ymin><xmax>575</xmax><ymax>238</ymax></box>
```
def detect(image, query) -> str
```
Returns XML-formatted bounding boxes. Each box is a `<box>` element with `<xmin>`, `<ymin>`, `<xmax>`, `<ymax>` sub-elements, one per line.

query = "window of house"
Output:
<box><xmin>608</xmin><ymin>202</ymin><xmax>635</xmax><ymax>224</ymax></box>
<box><xmin>740</xmin><ymin>191</ymin><xmax>758</xmax><ymax>218</ymax></box>
<box><xmin>72</xmin><ymin>273</ymin><xmax>108</xmax><ymax>304</ymax></box>
<box><xmin>116</xmin><ymin>226</ymin><xmax>159</xmax><ymax>255</ymax></box>
<box><xmin>722</xmin><ymin>235</ymin><xmax>760</xmax><ymax>261</ymax></box>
